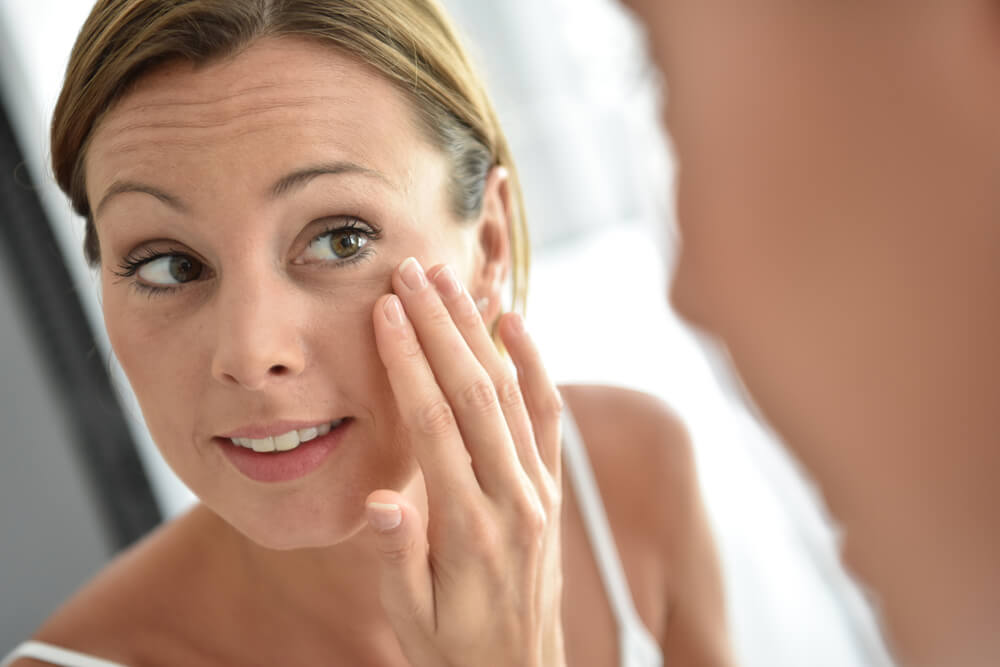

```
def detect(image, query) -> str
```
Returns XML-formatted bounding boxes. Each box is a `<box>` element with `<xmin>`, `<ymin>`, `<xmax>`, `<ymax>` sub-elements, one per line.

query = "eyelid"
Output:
<box><xmin>318</xmin><ymin>215</ymin><xmax>381</xmax><ymax>237</ymax></box>
<box><xmin>114</xmin><ymin>244</ymin><xmax>192</xmax><ymax>277</ymax></box>
<box><xmin>292</xmin><ymin>215</ymin><xmax>382</xmax><ymax>264</ymax></box>
<box><xmin>112</xmin><ymin>243</ymin><xmax>210</xmax><ymax>297</ymax></box>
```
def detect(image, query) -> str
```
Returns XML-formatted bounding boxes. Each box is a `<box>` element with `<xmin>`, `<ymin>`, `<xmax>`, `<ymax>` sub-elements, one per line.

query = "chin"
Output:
<box><xmin>251</xmin><ymin>520</ymin><xmax>367</xmax><ymax>551</ymax></box>
<box><xmin>232</xmin><ymin>507</ymin><xmax>369</xmax><ymax>551</ymax></box>
<box><xmin>204</xmin><ymin>483</ymin><xmax>373</xmax><ymax>551</ymax></box>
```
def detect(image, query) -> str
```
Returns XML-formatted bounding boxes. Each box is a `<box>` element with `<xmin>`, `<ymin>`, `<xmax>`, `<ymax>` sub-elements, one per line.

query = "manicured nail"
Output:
<box><xmin>507</xmin><ymin>312</ymin><xmax>525</xmax><ymax>334</ymax></box>
<box><xmin>366</xmin><ymin>502</ymin><xmax>402</xmax><ymax>532</ymax></box>
<box><xmin>383</xmin><ymin>295</ymin><xmax>406</xmax><ymax>327</ymax></box>
<box><xmin>399</xmin><ymin>257</ymin><xmax>426</xmax><ymax>290</ymax></box>
<box><xmin>433</xmin><ymin>265</ymin><xmax>462</xmax><ymax>299</ymax></box>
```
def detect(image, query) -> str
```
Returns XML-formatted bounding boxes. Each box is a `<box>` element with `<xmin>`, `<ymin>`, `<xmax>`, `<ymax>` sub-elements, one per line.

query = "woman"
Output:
<box><xmin>3</xmin><ymin>1</ymin><xmax>730</xmax><ymax>665</ymax></box>
<box><xmin>620</xmin><ymin>1</ymin><xmax>1000</xmax><ymax>665</ymax></box>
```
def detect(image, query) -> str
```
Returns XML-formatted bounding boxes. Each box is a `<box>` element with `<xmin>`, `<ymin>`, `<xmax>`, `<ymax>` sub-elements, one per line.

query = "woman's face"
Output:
<box><xmin>86</xmin><ymin>37</ymin><xmax>491</xmax><ymax>549</ymax></box>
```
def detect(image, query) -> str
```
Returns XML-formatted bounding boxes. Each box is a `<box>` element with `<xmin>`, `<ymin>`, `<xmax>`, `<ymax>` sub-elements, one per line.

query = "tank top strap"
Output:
<box><xmin>0</xmin><ymin>641</ymin><xmax>126</xmax><ymax>667</ymax></box>
<box><xmin>561</xmin><ymin>407</ymin><xmax>664</xmax><ymax>667</ymax></box>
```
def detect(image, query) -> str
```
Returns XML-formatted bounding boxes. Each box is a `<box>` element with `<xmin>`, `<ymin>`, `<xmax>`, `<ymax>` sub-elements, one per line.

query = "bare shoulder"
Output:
<box><xmin>559</xmin><ymin>383</ymin><xmax>697</xmax><ymax>511</ymax></box>
<box><xmin>560</xmin><ymin>384</ymin><xmax>733</xmax><ymax>663</ymax></box>
<box><xmin>22</xmin><ymin>506</ymin><xmax>221</xmax><ymax>665</ymax></box>
<box><xmin>558</xmin><ymin>384</ymin><xmax>701</xmax><ymax>568</ymax></box>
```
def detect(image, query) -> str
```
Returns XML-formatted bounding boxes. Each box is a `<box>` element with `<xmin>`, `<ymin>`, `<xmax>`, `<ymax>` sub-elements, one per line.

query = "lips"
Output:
<box><xmin>228</xmin><ymin>418</ymin><xmax>345</xmax><ymax>452</ymax></box>
<box><xmin>216</xmin><ymin>418</ymin><xmax>353</xmax><ymax>483</ymax></box>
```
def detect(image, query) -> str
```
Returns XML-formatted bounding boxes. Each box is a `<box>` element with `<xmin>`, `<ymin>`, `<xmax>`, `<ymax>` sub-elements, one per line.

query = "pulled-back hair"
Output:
<box><xmin>52</xmin><ymin>0</ymin><xmax>529</xmax><ymax>312</ymax></box>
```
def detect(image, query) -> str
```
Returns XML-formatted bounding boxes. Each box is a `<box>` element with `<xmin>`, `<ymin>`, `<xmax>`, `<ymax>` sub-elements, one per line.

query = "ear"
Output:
<box><xmin>469</xmin><ymin>166</ymin><xmax>512</xmax><ymax>325</ymax></box>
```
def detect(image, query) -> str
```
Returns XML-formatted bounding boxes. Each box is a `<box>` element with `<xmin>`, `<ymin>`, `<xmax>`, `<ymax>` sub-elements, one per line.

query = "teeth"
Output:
<box><xmin>274</xmin><ymin>431</ymin><xmax>299</xmax><ymax>452</ymax></box>
<box><xmin>250</xmin><ymin>436</ymin><xmax>275</xmax><ymax>452</ymax></box>
<box><xmin>231</xmin><ymin>420</ymin><xmax>343</xmax><ymax>453</ymax></box>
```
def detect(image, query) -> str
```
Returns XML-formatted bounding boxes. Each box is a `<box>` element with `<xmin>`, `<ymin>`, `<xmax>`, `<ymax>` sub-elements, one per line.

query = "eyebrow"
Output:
<box><xmin>270</xmin><ymin>161</ymin><xmax>391</xmax><ymax>197</ymax></box>
<box><xmin>94</xmin><ymin>182</ymin><xmax>185</xmax><ymax>216</ymax></box>
<box><xmin>94</xmin><ymin>161</ymin><xmax>391</xmax><ymax>216</ymax></box>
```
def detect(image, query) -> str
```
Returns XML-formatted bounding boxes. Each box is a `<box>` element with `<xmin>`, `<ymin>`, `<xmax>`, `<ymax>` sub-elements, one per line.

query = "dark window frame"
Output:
<box><xmin>0</xmin><ymin>101</ymin><xmax>161</xmax><ymax>550</ymax></box>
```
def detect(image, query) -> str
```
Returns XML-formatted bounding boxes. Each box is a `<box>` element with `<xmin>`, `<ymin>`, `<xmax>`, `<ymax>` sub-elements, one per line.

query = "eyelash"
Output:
<box><xmin>112</xmin><ymin>217</ymin><xmax>383</xmax><ymax>297</ymax></box>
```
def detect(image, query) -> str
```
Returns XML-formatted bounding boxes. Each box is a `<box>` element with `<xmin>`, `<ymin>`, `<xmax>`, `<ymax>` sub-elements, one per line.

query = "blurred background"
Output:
<box><xmin>0</xmin><ymin>0</ymin><xmax>895</xmax><ymax>664</ymax></box>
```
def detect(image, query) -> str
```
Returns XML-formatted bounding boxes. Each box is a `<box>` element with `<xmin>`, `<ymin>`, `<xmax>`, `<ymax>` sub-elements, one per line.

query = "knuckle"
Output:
<box><xmin>397</xmin><ymin>336</ymin><xmax>424</xmax><ymax>360</ymax></box>
<box><xmin>378</xmin><ymin>537</ymin><xmax>414</xmax><ymax>564</ymax></box>
<box><xmin>427</xmin><ymin>303</ymin><xmax>454</xmax><ymax>328</ymax></box>
<box><xmin>511</xmin><ymin>496</ymin><xmax>547</xmax><ymax>545</ymax></box>
<box><xmin>412</xmin><ymin>399</ymin><xmax>456</xmax><ymax>436</ymax></box>
<box><xmin>460</xmin><ymin>377</ymin><xmax>499</xmax><ymax>415</ymax></box>
<box><xmin>495</xmin><ymin>374</ymin><xmax>524</xmax><ymax>410</ymax></box>
<box><xmin>539</xmin><ymin>388</ymin><xmax>564</xmax><ymax>421</ymax></box>
<box><xmin>454</xmin><ymin>295</ymin><xmax>482</xmax><ymax>329</ymax></box>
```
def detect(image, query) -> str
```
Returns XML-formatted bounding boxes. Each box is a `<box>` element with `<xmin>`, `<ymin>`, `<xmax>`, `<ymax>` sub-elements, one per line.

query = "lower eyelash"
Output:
<box><xmin>128</xmin><ymin>282</ymin><xmax>180</xmax><ymax>298</ymax></box>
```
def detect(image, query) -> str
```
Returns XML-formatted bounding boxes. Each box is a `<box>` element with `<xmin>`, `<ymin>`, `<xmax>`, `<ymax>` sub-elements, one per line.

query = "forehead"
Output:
<box><xmin>85</xmin><ymin>36</ymin><xmax>435</xmax><ymax>208</ymax></box>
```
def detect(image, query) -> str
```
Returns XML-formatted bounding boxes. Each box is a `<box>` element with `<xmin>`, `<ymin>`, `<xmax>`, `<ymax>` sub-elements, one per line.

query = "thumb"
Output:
<box><xmin>365</xmin><ymin>490</ymin><xmax>434</xmax><ymax>635</ymax></box>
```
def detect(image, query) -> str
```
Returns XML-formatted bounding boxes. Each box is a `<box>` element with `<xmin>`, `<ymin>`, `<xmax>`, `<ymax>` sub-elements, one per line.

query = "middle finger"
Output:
<box><xmin>393</xmin><ymin>257</ymin><xmax>524</xmax><ymax>497</ymax></box>
<box><xmin>425</xmin><ymin>263</ymin><xmax>549</xmax><ymax>494</ymax></box>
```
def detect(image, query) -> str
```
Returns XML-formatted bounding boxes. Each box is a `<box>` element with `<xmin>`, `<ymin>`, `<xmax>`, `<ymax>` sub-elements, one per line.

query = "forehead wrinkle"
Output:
<box><xmin>115</xmin><ymin>79</ymin><xmax>309</xmax><ymax>113</ymax></box>
<box><xmin>102</xmin><ymin>93</ymin><xmax>346</xmax><ymax>137</ymax></box>
<box><xmin>99</xmin><ymin>105</ymin><xmax>383</xmax><ymax>167</ymax></box>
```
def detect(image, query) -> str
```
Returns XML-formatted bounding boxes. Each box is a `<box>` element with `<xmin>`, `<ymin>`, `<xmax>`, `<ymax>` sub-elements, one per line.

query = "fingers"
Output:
<box><xmin>370</xmin><ymin>258</ymin><xmax>566</xmax><ymax>666</ymax></box>
<box><xmin>425</xmin><ymin>264</ymin><xmax>549</xmax><ymax>494</ymax></box>
<box><xmin>372</xmin><ymin>292</ymin><xmax>481</xmax><ymax>505</ymax></box>
<box><xmin>365</xmin><ymin>490</ymin><xmax>435</xmax><ymax>652</ymax></box>
<box><xmin>499</xmin><ymin>312</ymin><xmax>563</xmax><ymax>485</ymax></box>
<box><xmin>389</xmin><ymin>258</ymin><xmax>524</xmax><ymax>497</ymax></box>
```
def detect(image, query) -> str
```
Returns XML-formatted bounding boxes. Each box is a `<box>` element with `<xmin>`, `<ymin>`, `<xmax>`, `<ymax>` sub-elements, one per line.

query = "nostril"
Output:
<box><xmin>268</xmin><ymin>364</ymin><xmax>290</xmax><ymax>376</ymax></box>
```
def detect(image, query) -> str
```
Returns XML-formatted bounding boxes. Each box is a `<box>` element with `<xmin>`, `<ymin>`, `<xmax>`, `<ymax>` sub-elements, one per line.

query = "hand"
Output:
<box><xmin>368</xmin><ymin>257</ymin><xmax>565</xmax><ymax>667</ymax></box>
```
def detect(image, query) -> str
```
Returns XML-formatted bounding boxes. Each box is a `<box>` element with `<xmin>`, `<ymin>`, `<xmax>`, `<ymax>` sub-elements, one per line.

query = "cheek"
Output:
<box><xmin>308</xmin><ymin>285</ymin><xmax>392</xmax><ymax>408</ymax></box>
<box><xmin>101</xmin><ymin>282</ymin><xmax>209</xmax><ymax>434</ymax></box>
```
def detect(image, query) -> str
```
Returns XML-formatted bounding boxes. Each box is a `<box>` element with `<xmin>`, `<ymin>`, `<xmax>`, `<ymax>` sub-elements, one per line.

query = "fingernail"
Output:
<box><xmin>433</xmin><ymin>265</ymin><xmax>462</xmax><ymax>299</ymax></box>
<box><xmin>508</xmin><ymin>312</ymin><xmax>525</xmax><ymax>334</ymax></box>
<box><xmin>366</xmin><ymin>502</ymin><xmax>402</xmax><ymax>532</ymax></box>
<box><xmin>399</xmin><ymin>257</ymin><xmax>426</xmax><ymax>290</ymax></box>
<box><xmin>383</xmin><ymin>295</ymin><xmax>406</xmax><ymax>327</ymax></box>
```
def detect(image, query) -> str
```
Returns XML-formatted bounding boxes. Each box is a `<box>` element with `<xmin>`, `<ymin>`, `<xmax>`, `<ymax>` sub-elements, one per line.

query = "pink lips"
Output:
<box><xmin>217</xmin><ymin>419</ymin><xmax>352</xmax><ymax>483</ymax></box>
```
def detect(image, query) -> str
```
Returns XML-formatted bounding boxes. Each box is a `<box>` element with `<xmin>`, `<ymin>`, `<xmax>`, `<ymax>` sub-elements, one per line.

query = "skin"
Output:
<box><xmin>620</xmin><ymin>1</ymin><xmax>1000</xmax><ymax>664</ymax></box>
<box><xmin>18</xmin><ymin>37</ymin><xmax>731</xmax><ymax>665</ymax></box>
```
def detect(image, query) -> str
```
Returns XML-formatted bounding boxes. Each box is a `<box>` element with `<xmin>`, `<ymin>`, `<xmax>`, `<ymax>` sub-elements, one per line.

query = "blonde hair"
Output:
<box><xmin>51</xmin><ymin>0</ymin><xmax>529</xmax><ymax>314</ymax></box>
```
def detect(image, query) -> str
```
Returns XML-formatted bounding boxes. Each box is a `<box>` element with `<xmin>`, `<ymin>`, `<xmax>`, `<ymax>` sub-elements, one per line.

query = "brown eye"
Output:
<box><xmin>329</xmin><ymin>229</ymin><xmax>365</xmax><ymax>258</ymax></box>
<box><xmin>137</xmin><ymin>254</ymin><xmax>204</xmax><ymax>286</ymax></box>
<box><xmin>299</xmin><ymin>224</ymin><xmax>374</xmax><ymax>264</ymax></box>
<box><xmin>168</xmin><ymin>256</ymin><xmax>201</xmax><ymax>282</ymax></box>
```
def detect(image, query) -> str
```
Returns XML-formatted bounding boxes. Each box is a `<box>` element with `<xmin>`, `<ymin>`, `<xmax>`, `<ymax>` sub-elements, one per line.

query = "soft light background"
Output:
<box><xmin>0</xmin><ymin>0</ymin><xmax>894</xmax><ymax>664</ymax></box>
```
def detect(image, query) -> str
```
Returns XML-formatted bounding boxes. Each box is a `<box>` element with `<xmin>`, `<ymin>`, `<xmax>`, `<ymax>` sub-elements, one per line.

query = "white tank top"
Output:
<box><xmin>561</xmin><ymin>408</ymin><xmax>665</xmax><ymax>667</ymax></box>
<box><xmin>1</xmin><ymin>409</ymin><xmax>663</xmax><ymax>667</ymax></box>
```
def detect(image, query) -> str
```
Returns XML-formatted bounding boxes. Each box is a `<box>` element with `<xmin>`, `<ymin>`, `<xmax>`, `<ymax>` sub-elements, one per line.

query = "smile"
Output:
<box><xmin>229</xmin><ymin>418</ymin><xmax>345</xmax><ymax>453</ymax></box>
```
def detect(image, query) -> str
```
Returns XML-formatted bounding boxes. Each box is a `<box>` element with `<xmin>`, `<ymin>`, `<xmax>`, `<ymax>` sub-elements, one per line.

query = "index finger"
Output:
<box><xmin>372</xmin><ymin>292</ymin><xmax>482</xmax><ymax>507</ymax></box>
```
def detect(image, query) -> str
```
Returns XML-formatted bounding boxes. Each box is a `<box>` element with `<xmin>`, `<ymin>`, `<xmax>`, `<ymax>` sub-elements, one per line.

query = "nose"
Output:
<box><xmin>210</xmin><ymin>270</ymin><xmax>306</xmax><ymax>391</ymax></box>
